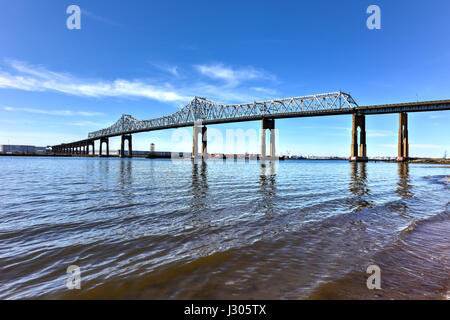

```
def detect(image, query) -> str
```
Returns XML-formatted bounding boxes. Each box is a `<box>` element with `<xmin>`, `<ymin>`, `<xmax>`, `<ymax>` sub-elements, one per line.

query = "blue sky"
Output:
<box><xmin>0</xmin><ymin>0</ymin><xmax>449</xmax><ymax>157</ymax></box>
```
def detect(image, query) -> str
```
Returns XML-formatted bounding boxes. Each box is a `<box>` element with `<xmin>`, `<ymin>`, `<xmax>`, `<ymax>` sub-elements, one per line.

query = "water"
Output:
<box><xmin>0</xmin><ymin>157</ymin><xmax>448</xmax><ymax>299</ymax></box>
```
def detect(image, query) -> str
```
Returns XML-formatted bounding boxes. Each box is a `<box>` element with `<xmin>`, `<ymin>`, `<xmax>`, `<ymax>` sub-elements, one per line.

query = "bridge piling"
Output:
<box><xmin>192</xmin><ymin>122</ymin><xmax>207</xmax><ymax>160</ymax></box>
<box><xmin>261</xmin><ymin>119</ymin><xmax>275</xmax><ymax>160</ymax></box>
<box><xmin>85</xmin><ymin>141</ymin><xmax>94</xmax><ymax>156</ymax></box>
<box><xmin>120</xmin><ymin>134</ymin><xmax>132</xmax><ymax>158</ymax></box>
<box><xmin>397</xmin><ymin>112</ymin><xmax>409</xmax><ymax>161</ymax></box>
<box><xmin>202</xmin><ymin>125</ymin><xmax>207</xmax><ymax>158</ymax></box>
<box><xmin>350</xmin><ymin>113</ymin><xmax>368</xmax><ymax>162</ymax></box>
<box><xmin>192</xmin><ymin>124</ymin><xmax>198</xmax><ymax>158</ymax></box>
<box><xmin>99</xmin><ymin>137</ymin><xmax>109</xmax><ymax>157</ymax></box>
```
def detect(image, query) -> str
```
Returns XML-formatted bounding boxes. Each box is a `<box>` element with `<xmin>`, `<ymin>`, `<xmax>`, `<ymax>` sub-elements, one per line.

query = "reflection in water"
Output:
<box><xmin>190</xmin><ymin>161</ymin><xmax>208</xmax><ymax>210</ymax></box>
<box><xmin>349</xmin><ymin>162</ymin><xmax>371</xmax><ymax>211</ymax></box>
<box><xmin>99</xmin><ymin>158</ymin><xmax>110</xmax><ymax>175</ymax></box>
<box><xmin>396</xmin><ymin>162</ymin><xmax>413</xmax><ymax>199</ymax></box>
<box><xmin>119</xmin><ymin>159</ymin><xmax>132</xmax><ymax>187</ymax></box>
<box><xmin>1</xmin><ymin>157</ymin><xmax>449</xmax><ymax>300</ymax></box>
<box><xmin>258</xmin><ymin>162</ymin><xmax>277</xmax><ymax>214</ymax></box>
<box><xmin>394</xmin><ymin>162</ymin><xmax>414</xmax><ymax>216</ymax></box>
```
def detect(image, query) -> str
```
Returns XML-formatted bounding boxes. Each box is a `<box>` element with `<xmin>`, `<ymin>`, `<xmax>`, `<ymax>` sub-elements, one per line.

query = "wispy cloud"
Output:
<box><xmin>194</xmin><ymin>63</ymin><xmax>274</xmax><ymax>86</ymax></box>
<box><xmin>3</xmin><ymin>106</ymin><xmax>104</xmax><ymax>117</ymax></box>
<box><xmin>429</xmin><ymin>114</ymin><xmax>447</xmax><ymax>119</ymax></box>
<box><xmin>0</xmin><ymin>60</ymin><xmax>280</xmax><ymax>106</ymax></box>
<box><xmin>82</xmin><ymin>9</ymin><xmax>119</xmax><ymax>26</ymax></box>
<box><xmin>0</xmin><ymin>60</ymin><xmax>190</xmax><ymax>103</ymax></box>
<box><xmin>251</xmin><ymin>87</ymin><xmax>278</xmax><ymax>96</ymax></box>
<box><xmin>0</xmin><ymin>130</ymin><xmax>85</xmax><ymax>146</ymax></box>
<box><xmin>366</xmin><ymin>129</ymin><xmax>394</xmax><ymax>137</ymax></box>
<box><xmin>149</xmin><ymin>62</ymin><xmax>180</xmax><ymax>77</ymax></box>
<box><xmin>70</xmin><ymin>120</ymin><xmax>111</xmax><ymax>127</ymax></box>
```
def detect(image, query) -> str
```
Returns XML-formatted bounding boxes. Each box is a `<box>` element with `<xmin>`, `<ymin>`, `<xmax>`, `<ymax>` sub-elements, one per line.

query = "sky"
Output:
<box><xmin>0</xmin><ymin>0</ymin><xmax>449</xmax><ymax>157</ymax></box>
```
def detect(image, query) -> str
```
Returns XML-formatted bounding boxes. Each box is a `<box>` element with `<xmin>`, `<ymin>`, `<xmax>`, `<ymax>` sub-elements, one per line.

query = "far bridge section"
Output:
<box><xmin>51</xmin><ymin>92</ymin><xmax>450</xmax><ymax>161</ymax></box>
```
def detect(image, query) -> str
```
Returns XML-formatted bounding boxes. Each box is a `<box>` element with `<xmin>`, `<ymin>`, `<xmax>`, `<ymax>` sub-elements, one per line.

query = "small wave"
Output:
<box><xmin>400</xmin><ymin>208</ymin><xmax>449</xmax><ymax>236</ymax></box>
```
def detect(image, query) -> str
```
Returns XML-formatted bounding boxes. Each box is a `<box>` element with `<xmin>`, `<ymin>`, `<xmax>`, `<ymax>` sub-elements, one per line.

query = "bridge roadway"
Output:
<box><xmin>51</xmin><ymin>92</ymin><xmax>450</xmax><ymax>162</ymax></box>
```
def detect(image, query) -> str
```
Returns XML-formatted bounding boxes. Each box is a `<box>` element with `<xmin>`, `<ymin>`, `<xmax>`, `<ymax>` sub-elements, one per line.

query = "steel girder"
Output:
<box><xmin>87</xmin><ymin>91</ymin><xmax>358</xmax><ymax>139</ymax></box>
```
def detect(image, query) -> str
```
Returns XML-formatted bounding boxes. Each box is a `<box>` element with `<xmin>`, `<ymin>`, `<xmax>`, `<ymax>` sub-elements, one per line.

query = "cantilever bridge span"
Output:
<box><xmin>52</xmin><ymin>91</ymin><xmax>450</xmax><ymax>161</ymax></box>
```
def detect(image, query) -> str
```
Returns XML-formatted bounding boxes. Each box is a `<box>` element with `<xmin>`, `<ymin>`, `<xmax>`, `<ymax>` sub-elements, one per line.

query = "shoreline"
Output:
<box><xmin>1</xmin><ymin>153</ymin><xmax>450</xmax><ymax>165</ymax></box>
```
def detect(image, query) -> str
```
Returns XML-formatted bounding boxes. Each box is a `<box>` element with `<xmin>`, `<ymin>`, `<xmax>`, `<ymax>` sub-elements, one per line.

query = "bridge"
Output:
<box><xmin>51</xmin><ymin>91</ymin><xmax>450</xmax><ymax>162</ymax></box>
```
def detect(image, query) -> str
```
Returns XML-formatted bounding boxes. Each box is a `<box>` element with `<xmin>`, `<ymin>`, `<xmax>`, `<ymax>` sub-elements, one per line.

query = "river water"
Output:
<box><xmin>0</xmin><ymin>156</ymin><xmax>448</xmax><ymax>299</ymax></box>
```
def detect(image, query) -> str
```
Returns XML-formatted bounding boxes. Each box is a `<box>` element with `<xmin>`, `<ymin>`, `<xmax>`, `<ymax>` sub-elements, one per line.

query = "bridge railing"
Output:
<box><xmin>87</xmin><ymin>91</ymin><xmax>358</xmax><ymax>139</ymax></box>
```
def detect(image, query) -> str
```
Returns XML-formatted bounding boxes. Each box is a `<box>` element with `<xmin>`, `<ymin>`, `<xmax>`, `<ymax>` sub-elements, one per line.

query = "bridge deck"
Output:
<box><xmin>53</xmin><ymin>94</ymin><xmax>450</xmax><ymax>148</ymax></box>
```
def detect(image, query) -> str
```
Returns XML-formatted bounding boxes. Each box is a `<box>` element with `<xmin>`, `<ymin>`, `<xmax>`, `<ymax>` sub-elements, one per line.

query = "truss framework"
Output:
<box><xmin>87</xmin><ymin>91</ymin><xmax>358</xmax><ymax>139</ymax></box>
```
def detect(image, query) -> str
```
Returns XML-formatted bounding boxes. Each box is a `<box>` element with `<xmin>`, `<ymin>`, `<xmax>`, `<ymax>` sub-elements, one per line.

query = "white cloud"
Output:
<box><xmin>0</xmin><ymin>60</ymin><xmax>280</xmax><ymax>106</ymax></box>
<box><xmin>0</xmin><ymin>60</ymin><xmax>190</xmax><ymax>103</ymax></box>
<box><xmin>82</xmin><ymin>9</ymin><xmax>119</xmax><ymax>26</ymax></box>
<box><xmin>194</xmin><ymin>63</ymin><xmax>274</xmax><ymax>85</ymax></box>
<box><xmin>429</xmin><ymin>114</ymin><xmax>447</xmax><ymax>119</ymax></box>
<box><xmin>70</xmin><ymin>121</ymin><xmax>109</xmax><ymax>127</ymax></box>
<box><xmin>366</xmin><ymin>129</ymin><xmax>394</xmax><ymax>137</ymax></box>
<box><xmin>251</xmin><ymin>87</ymin><xmax>278</xmax><ymax>96</ymax></box>
<box><xmin>3</xmin><ymin>106</ymin><xmax>104</xmax><ymax>117</ymax></box>
<box><xmin>0</xmin><ymin>130</ymin><xmax>85</xmax><ymax>146</ymax></box>
<box><xmin>149</xmin><ymin>62</ymin><xmax>180</xmax><ymax>77</ymax></box>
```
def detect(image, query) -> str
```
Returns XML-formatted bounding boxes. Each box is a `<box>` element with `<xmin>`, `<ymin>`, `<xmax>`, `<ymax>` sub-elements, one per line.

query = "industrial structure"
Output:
<box><xmin>0</xmin><ymin>145</ymin><xmax>48</xmax><ymax>154</ymax></box>
<box><xmin>51</xmin><ymin>91</ymin><xmax>450</xmax><ymax>162</ymax></box>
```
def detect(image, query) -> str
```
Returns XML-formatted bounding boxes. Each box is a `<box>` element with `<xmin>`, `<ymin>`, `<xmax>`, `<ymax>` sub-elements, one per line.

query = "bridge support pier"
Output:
<box><xmin>192</xmin><ymin>122</ymin><xmax>207</xmax><ymax>160</ymax></box>
<box><xmin>202</xmin><ymin>125</ymin><xmax>207</xmax><ymax>158</ymax></box>
<box><xmin>99</xmin><ymin>137</ymin><xmax>109</xmax><ymax>157</ymax></box>
<box><xmin>86</xmin><ymin>141</ymin><xmax>95</xmax><ymax>156</ymax></box>
<box><xmin>397</xmin><ymin>112</ymin><xmax>409</xmax><ymax>162</ymax></box>
<box><xmin>261</xmin><ymin>118</ymin><xmax>275</xmax><ymax>160</ymax></box>
<box><xmin>120</xmin><ymin>134</ymin><xmax>132</xmax><ymax>158</ymax></box>
<box><xmin>350</xmin><ymin>113</ymin><xmax>368</xmax><ymax>162</ymax></box>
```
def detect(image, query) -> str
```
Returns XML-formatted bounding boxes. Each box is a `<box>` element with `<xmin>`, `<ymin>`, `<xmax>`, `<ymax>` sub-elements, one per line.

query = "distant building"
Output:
<box><xmin>0</xmin><ymin>145</ymin><xmax>47</xmax><ymax>154</ymax></box>
<box><xmin>115</xmin><ymin>150</ymin><xmax>150</xmax><ymax>156</ymax></box>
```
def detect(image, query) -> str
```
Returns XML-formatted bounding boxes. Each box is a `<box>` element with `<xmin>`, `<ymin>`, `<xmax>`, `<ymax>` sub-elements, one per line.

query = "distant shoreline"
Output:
<box><xmin>1</xmin><ymin>153</ymin><xmax>449</xmax><ymax>164</ymax></box>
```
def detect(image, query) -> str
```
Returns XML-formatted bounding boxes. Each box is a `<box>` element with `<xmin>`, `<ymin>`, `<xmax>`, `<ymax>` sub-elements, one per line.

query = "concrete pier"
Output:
<box><xmin>192</xmin><ymin>122</ymin><xmax>207</xmax><ymax>160</ymax></box>
<box><xmin>120</xmin><ymin>135</ymin><xmax>132</xmax><ymax>158</ymax></box>
<box><xmin>261</xmin><ymin>118</ymin><xmax>275</xmax><ymax>159</ymax></box>
<box><xmin>99</xmin><ymin>137</ymin><xmax>109</xmax><ymax>157</ymax></box>
<box><xmin>86</xmin><ymin>140</ymin><xmax>95</xmax><ymax>156</ymax></box>
<box><xmin>350</xmin><ymin>113</ymin><xmax>368</xmax><ymax>162</ymax></box>
<box><xmin>397</xmin><ymin>112</ymin><xmax>409</xmax><ymax>162</ymax></box>
<box><xmin>202</xmin><ymin>125</ymin><xmax>207</xmax><ymax>157</ymax></box>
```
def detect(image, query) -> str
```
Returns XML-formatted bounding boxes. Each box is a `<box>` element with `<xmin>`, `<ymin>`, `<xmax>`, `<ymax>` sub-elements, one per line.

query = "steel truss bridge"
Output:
<box><xmin>52</xmin><ymin>91</ymin><xmax>450</xmax><ymax>160</ymax></box>
<box><xmin>87</xmin><ymin>92</ymin><xmax>360</xmax><ymax>139</ymax></box>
